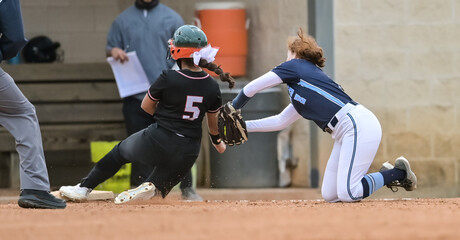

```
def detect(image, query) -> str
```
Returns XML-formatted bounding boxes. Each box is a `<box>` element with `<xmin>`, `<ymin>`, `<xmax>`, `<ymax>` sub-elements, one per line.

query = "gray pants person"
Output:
<box><xmin>0</xmin><ymin>67</ymin><xmax>50</xmax><ymax>191</ymax></box>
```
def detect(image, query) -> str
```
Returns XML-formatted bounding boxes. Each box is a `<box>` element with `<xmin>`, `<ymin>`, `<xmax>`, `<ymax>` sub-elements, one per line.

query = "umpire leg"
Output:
<box><xmin>0</xmin><ymin>68</ymin><xmax>49</xmax><ymax>191</ymax></box>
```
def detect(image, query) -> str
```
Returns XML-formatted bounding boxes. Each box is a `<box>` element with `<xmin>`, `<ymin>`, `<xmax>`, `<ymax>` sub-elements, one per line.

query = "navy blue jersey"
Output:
<box><xmin>272</xmin><ymin>59</ymin><xmax>354</xmax><ymax>130</ymax></box>
<box><xmin>148</xmin><ymin>69</ymin><xmax>222</xmax><ymax>138</ymax></box>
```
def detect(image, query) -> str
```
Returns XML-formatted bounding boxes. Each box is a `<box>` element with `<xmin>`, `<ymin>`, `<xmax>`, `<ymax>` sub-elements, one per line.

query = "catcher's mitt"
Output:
<box><xmin>218</xmin><ymin>102</ymin><xmax>248</xmax><ymax>146</ymax></box>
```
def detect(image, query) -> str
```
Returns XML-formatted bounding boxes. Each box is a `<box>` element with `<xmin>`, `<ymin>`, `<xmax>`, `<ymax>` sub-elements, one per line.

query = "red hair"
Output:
<box><xmin>287</xmin><ymin>28</ymin><xmax>326</xmax><ymax>68</ymax></box>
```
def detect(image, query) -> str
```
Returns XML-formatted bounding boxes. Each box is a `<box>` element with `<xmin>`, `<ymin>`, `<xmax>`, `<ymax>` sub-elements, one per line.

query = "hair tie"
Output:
<box><xmin>193</xmin><ymin>45</ymin><xmax>219</xmax><ymax>65</ymax></box>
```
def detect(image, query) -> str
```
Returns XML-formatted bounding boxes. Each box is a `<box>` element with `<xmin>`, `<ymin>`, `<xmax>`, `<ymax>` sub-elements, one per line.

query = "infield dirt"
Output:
<box><xmin>1</xmin><ymin>196</ymin><xmax>459</xmax><ymax>240</ymax></box>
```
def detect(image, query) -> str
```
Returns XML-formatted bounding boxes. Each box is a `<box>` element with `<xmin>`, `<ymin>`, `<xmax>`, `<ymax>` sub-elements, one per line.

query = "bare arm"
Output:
<box><xmin>206</xmin><ymin>112</ymin><xmax>226</xmax><ymax>153</ymax></box>
<box><xmin>207</xmin><ymin>112</ymin><xmax>219</xmax><ymax>135</ymax></box>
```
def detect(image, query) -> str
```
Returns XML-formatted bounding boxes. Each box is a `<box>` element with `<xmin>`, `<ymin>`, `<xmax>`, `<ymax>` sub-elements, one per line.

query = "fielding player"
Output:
<box><xmin>60</xmin><ymin>25</ymin><xmax>229</xmax><ymax>203</ymax></box>
<box><xmin>230</xmin><ymin>28</ymin><xmax>417</xmax><ymax>202</ymax></box>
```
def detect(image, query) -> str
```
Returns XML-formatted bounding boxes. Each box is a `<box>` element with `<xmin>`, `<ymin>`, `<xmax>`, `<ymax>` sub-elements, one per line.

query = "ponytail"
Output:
<box><xmin>199</xmin><ymin>59</ymin><xmax>235</xmax><ymax>89</ymax></box>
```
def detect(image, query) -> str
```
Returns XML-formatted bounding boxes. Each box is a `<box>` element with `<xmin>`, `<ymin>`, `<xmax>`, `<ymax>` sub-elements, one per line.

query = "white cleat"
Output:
<box><xmin>380</xmin><ymin>156</ymin><xmax>417</xmax><ymax>192</ymax></box>
<box><xmin>379</xmin><ymin>161</ymin><xmax>394</xmax><ymax>172</ymax></box>
<box><xmin>114</xmin><ymin>182</ymin><xmax>156</xmax><ymax>204</ymax></box>
<box><xmin>59</xmin><ymin>183</ymin><xmax>91</xmax><ymax>201</ymax></box>
<box><xmin>394</xmin><ymin>156</ymin><xmax>417</xmax><ymax>191</ymax></box>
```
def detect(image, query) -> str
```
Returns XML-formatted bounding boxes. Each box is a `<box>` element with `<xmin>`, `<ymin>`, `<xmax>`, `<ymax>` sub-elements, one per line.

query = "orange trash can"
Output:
<box><xmin>195</xmin><ymin>2</ymin><xmax>248</xmax><ymax>77</ymax></box>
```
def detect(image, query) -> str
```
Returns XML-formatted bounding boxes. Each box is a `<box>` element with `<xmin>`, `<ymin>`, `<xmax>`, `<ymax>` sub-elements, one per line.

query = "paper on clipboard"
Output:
<box><xmin>107</xmin><ymin>51</ymin><xmax>151</xmax><ymax>98</ymax></box>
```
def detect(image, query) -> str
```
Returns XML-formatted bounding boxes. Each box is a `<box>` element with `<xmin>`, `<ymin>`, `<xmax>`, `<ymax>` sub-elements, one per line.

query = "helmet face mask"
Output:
<box><xmin>168</xmin><ymin>25</ymin><xmax>208</xmax><ymax>60</ymax></box>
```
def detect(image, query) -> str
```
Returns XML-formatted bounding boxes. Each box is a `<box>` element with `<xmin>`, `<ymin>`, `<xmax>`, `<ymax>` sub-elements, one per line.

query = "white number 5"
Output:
<box><xmin>183</xmin><ymin>96</ymin><xmax>203</xmax><ymax>120</ymax></box>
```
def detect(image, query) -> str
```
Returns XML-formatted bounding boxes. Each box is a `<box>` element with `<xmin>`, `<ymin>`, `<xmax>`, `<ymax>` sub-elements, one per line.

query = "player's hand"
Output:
<box><xmin>111</xmin><ymin>47</ymin><xmax>129</xmax><ymax>63</ymax></box>
<box><xmin>213</xmin><ymin>141</ymin><xmax>226</xmax><ymax>154</ymax></box>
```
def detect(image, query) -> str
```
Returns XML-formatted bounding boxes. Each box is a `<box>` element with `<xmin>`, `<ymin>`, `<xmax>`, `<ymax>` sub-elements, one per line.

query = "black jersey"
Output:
<box><xmin>147</xmin><ymin>69</ymin><xmax>222</xmax><ymax>138</ymax></box>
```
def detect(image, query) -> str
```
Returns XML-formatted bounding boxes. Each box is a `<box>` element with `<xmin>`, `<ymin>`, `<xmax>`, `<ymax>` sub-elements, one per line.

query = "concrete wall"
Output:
<box><xmin>21</xmin><ymin>0</ymin><xmax>307</xmax><ymax>79</ymax></box>
<box><xmin>17</xmin><ymin>0</ymin><xmax>459</xmax><ymax>192</ymax></box>
<box><xmin>20</xmin><ymin>0</ymin><xmax>122</xmax><ymax>63</ymax></box>
<box><xmin>162</xmin><ymin>0</ymin><xmax>310</xmax><ymax>187</ymax></box>
<box><xmin>163</xmin><ymin>0</ymin><xmax>307</xmax><ymax>79</ymax></box>
<box><xmin>333</xmin><ymin>0</ymin><xmax>460</xmax><ymax>189</ymax></box>
<box><xmin>17</xmin><ymin>0</ymin><xmax>309</xmax><ymax>187</ymax></box>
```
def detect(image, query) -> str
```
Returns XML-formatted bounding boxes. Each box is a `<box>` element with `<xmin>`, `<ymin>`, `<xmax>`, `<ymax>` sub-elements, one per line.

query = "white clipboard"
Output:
<box><xmin>107</xmin><ymin>51</ymin><xmax>150</xmax><ymax>98</ymax></box>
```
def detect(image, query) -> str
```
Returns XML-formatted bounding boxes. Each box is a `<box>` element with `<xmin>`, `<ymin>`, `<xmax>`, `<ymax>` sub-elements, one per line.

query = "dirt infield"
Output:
<box><xmin>1</xmin><ymin>197</ymin><xmax>459</xmax><ymax>240</ymax></box>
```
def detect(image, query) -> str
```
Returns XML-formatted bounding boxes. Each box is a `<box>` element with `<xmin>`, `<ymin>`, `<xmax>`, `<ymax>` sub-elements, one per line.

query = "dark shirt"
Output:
<box><xmin>148</xmin><ymin>69</ymin><xmax>222</xmax><ymax>138</ymax></box>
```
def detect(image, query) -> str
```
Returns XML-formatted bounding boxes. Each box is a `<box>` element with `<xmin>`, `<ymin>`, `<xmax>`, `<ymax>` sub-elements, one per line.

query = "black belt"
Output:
<box><xmin>323</xmin><ymin>101</ymin><xmax>358</xmax><ymax>134</ymax></box>
<box><xmin>324</xmin><ymin>122</ymin><xmax>336</xmax><ymax>134</ymax></box>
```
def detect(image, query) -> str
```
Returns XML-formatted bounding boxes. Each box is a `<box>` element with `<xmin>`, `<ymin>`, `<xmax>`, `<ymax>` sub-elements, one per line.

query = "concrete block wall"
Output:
<box><xmin>21</xmin><ymin>0</ymin><xmax>307</xmax><ymax>78</ymax></box>
<box><xmin>163</xmin><ymin>0</ymin><xmax>308</xmax><ymax>79</ymax></box>
<box><xmin>334</xmin><ymin>0</ymin><xmax>460</xmax><ymax>188</ymax></box>
<box><xmin>18</xmin><ymin>0</ymin><xmax>458</xmax><ymax>191</ymax></box>
<box><xmin>17</xmin><ymin>0</ymin><xmax>310</xmax><ymax>187</ymax></box>
<box><xmin>20</xmin><ymin>0</ymin><xmax>121</xmax><ymax>63</ymax></box>
<box><xmin>164</xmin><ymin>0</ymin><xmax>310</xmax><ymax>187</ymax></box>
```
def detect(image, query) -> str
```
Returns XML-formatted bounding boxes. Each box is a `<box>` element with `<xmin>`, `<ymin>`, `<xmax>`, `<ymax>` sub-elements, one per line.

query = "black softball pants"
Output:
<box><xmin>80</xmin><ymin>123</ymin><xmax>201</xmax><ymax>198</ymax></box>
<box><xmin>122</xmin><ymin>96</ymin><xmax>194</xmax><ymax>189</ymax></box>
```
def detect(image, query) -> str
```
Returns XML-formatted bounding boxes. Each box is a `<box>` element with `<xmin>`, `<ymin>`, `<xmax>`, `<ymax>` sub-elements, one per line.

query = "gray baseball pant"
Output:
<box><xmin>0</xmin><ymin>67</ymin><xmax>50</xmax><ymax>191</ymax></box>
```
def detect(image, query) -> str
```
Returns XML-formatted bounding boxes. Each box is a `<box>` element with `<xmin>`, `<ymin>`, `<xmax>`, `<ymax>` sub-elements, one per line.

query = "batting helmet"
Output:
<box><xmin>169</xmin><ymin>25</ymin><xmax>208</xmax><ymax>60</ymax></box>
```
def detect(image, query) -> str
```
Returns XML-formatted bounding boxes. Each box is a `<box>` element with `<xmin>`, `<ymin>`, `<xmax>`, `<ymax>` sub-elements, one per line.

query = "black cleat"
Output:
<box><xmin>18</xmin><ymin>189</ymin><xmax>66</xmax><ymax>209</ymax></box>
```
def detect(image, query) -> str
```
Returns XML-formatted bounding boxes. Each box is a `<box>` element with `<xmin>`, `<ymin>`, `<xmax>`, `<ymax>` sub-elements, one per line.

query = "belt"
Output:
<box><xmin>323</xmin><ymin>101</ymin><xmax>358</xmax><ymax>134</ymax></box>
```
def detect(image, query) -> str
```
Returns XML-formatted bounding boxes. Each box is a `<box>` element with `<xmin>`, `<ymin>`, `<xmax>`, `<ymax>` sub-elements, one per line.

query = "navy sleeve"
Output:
<box><xmin>232</xmin><ymin>90</ymin><xmax>251</xmax><ymax>109</ymax></box>
<box><xmin>0</xmin><ymin>0</ymin><xmax>28</xmax><ymax>60</ymax></box>
<box><xmin>148</xmin><ymin>70</ymin><xmax>169</xmax><ymax>100</ymax></box>
<box><xmin>271</xmin><ymin>60</ymin><xmax>300</xmax><ymax>84</ymax></box>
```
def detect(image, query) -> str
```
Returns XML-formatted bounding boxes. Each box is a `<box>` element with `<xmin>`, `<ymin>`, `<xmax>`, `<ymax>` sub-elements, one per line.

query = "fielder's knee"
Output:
<box><xmin>321</xmin><ymin>187</ymin><xmax>339</xmax><ymax>203</ymax></box>
<box><xmin>337</xmin><ymin>187</ymin><xmax>361</xmax><ymax>203</ymax></box>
